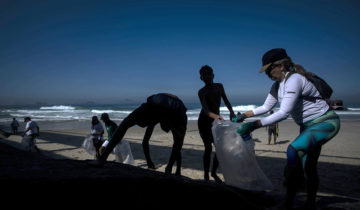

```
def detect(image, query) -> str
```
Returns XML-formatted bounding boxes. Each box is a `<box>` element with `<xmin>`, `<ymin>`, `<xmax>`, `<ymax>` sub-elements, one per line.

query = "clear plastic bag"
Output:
<box><xmin>113</xmin><ymin>140</ymin><xmax>135</xmax><ymax>165</ymax></box>
<box><xmin>212</xmin><ymin>121</ymin><xmax>273</xmax><ymax>191</ymax></box>
<box><xmin>82</xmin><ymin>134</ymin><xmax>96</xmax><ymax>156</ymax></box>
<box><xmin>82</xmin><ymin>135</ymin><xmax>135</xmax><ymax>165</ymax></box>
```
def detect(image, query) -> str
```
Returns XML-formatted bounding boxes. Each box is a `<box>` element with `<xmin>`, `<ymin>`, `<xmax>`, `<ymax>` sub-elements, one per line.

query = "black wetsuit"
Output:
<box><xmin>198</xmin><ymin>83</ymin><xmax>226</xmax><ymax>178</ymax></box>
<box><xmin>100</xmin><ymin>93</ymin><xmax>187</xmax><ymax>174</ymax></box>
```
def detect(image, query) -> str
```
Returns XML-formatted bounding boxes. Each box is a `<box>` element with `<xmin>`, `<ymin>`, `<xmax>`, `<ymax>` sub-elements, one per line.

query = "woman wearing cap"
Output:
<box><xmin>236</xmin><ymin>48</ymin><xmax>340</xmax><ymax>209</ymax></box>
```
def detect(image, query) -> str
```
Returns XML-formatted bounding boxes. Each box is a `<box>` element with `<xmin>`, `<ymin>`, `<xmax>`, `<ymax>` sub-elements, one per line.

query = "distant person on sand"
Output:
<box><xmin>22</xmin><ymin>117</ymin><xmax>40</xmax><ymax>153</ymax></box>
<box><xmin>266</xmin><ymin>110</ymin><xmax>278</xmax><ymax>144</ymax></box>
<box><xmin>100</xmin><ymin>113</ymin><xmax>118</xmax><ymax>145</ymax></box>
<box><xmin>90</xmin><ymin>93</ymin><xmax>187</xmax><ymax>176</ymax></box>
<box><xmin>91</xmin><ymin>116</ymin><xmax>105</xmax><ymax>160</ymax></box>
<box><xmin>10</xmin><ymin>118</ymin><xmax>19</xmax><ymax>134</ymax></box>
<box><xmin>236</xmin><ymin>48</ymin><xmax>340</xmax><ymax>209</ymax></box>
<box><xmin>198</xmin><ymin>65</ymin><xmax>236</xmax><ymax>182</ymax></box>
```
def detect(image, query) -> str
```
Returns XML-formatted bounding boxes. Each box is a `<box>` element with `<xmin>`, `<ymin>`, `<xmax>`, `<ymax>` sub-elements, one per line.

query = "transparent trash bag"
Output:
<box><xmin>82</xmin><ymin>134</ymin><xmax>97</xmax><ymax>156</ymax></box>
<box><xmin>113</xmin><ymin>140</ymin><xmax>135</xmax><ymax>165</ymax></box>
<box><xmin>82</xmin><ymin>135</ymin><xmax>134</xmax><ymax>165</ymax></box>
<box><xmin>212</xmin><ymin>121</ymin><xmax>273</xmax><ymax>191</ymax></box>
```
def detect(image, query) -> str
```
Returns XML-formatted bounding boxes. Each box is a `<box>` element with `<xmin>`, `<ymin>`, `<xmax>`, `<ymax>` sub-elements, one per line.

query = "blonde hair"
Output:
<box><xmin>278</xmin><ymin>57</ymin><xmax>307</xmax><ymax>76</ymax></box>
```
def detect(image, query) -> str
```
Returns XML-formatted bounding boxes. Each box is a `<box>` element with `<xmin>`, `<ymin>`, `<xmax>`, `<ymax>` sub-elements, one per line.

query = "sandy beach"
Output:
<box><xmin>1</xmin><ymin>119</ymin><xmax>360</xmax><ymax>209</ymax></box>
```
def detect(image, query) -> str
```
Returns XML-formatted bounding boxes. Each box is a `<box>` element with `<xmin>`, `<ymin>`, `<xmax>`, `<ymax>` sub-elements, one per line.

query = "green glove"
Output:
<box><xmin>232</xmin><ymin>113</ymin><xmax>246</xmax><ymax>123</ymax></box>
<box><xmin>236</xmin><ymin>121</ymin><xmax>259</xmax><ymax>136</ymax></box>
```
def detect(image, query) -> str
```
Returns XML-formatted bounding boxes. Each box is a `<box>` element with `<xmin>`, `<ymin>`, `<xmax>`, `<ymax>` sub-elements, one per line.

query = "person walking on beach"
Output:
<box><xmin>236</xmin><ymin>48</ymin><xmax>340</xmax><ymax>209</ymax></box>
<box><xmin>90</xmin><ymin>93</ymin><xmax>187</xmax><ymax>176</ymax></box>
<box><xmin>10</xmin><ymin>118</ymin><xmax>19</xmax><ymax>134</ymax></box>
<box><xmin>100</xmin><ymin>113</ymin><xmax>117</xmax><ymax>145</ymax></box>
<box><xmin>22</xmin><ymin>117</ymin><xmax>41</xmax><ymax>153</ymax></box>
<box><xmin>91</xmin><ymin>116</ymin><xmax>105</xmax><ymax>160</ymax></box>
<box><xmin>266</xmin><ymin>110</ymin><xmax>278</xmax><ymax>144</ymax></box>
<box><xmin>198</xmin><ymin>65</ymin><xmax>236</xmax><ymax>182</ymax></box>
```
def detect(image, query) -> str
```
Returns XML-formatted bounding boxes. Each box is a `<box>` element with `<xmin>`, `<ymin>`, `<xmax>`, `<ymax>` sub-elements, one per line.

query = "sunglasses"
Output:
<box><xmin>265</xmin><ymin>64</ymin><xmax>280</xmax><ymax>77</ymax></box>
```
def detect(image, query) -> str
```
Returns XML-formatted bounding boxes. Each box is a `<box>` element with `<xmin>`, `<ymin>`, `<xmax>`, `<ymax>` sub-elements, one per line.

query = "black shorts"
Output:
<box><xmin>268</xmin><ymin>128</ymin><xmax>276</xmax><ymax>136</ymax></box>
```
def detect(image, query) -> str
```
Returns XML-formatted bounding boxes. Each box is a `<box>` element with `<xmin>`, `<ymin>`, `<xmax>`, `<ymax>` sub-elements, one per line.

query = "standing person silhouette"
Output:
<box><xmin>91</xmin><ymin>116</ymin><xmax>104</xmax><ymax>160</ymax></box>
<box><xmin>100</xmin><ymin>113</ymin><xmax>118</xmax><ymax>146</ymax></box>
<box><xmin>198</xmin><ymin>65</ymin><xmax>236</xmax><ymax>182</ymax></box>
<box><xmin>22</xmin><ymin>117</ymin><xmax>40</xmax><ymax>153</ymax></box>
<box><xmin>11</xmin><ymin>118</ymin><xmax>19</xmax><ymax>134</ymax></box>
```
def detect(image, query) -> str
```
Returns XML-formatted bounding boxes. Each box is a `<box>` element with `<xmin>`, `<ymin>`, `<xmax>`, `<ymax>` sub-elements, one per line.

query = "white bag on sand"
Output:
<box><xmin>212</xmin><ymin>121</ymin><xmax>273</xmax><ymax>191</ymax></box>
<box><xmin>113</xmin><ymin>140</ymin><xmax>135</xmax><ymax>165</ymax></box>
<box><xmin>82</xmin><ymin>135</ymin><xmax>134</xmax><ymax>165</ymax></box>
<box><xmin>82</xmin><ymin>135</ymin><xmax>96</xmax><ymax>156</ymax></box>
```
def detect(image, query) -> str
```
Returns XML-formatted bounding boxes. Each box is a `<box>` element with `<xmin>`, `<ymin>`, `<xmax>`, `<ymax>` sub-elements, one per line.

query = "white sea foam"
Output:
<box><xmin>40</xmin><ymin>105</ymin><xmax>75</xmax><ymax>110</ymax></box>
<box><xmin>91</xmin><ymin>109</ymin><xmax>132</xmax><ymax>114</ymax></box>
<box><xmin>220</xmin><ymin>105</ymin><xmax>258</xmax><ymax>112</ymax></box>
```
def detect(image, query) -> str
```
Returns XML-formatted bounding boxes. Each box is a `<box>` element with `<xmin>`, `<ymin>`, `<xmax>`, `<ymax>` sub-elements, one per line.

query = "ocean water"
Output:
<box><xmin>1</xmin><ymin>103</ymin><xmax>360</xmax><ymax>125</ymax></box>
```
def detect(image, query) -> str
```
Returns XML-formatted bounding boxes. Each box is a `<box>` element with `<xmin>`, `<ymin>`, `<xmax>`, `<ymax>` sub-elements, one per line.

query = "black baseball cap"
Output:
<box><xmin>259</xmin><ymin>48</ymin><xmax>289</xmax><ymax>73</ymax></box>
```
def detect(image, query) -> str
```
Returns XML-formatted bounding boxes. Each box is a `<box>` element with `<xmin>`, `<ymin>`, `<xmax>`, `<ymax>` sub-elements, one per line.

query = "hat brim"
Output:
<box><xmin>259</xmin><ymin>63</ymin><xmax>272</xmax><ymax>73</ymax></box>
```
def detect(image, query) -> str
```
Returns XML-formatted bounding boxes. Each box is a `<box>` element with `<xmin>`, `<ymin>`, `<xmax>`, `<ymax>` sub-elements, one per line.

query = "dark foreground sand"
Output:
<box><xmin>1</xmin><ymin>119</ymin><xmax>359</xmax><ymax>209</ymax></box>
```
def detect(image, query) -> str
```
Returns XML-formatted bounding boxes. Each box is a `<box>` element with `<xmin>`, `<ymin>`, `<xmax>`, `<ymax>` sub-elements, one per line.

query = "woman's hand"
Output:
<box><xmin>236</xmin><ymin>120</ymin><xmax>262</xmax><ymax>136</ymax></box>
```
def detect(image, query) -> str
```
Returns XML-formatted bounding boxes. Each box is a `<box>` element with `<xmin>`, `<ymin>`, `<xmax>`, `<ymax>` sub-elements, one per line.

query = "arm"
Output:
<box><xmin>253</xmin><ymin>94</ymin><xmax>278</xmax><ymax>116</ymax></box>
<box><xmin>24</xmin><ymin>127</ymin><xmax>30</xmax><ymax>134</ymax></box>
<box><xmin>260</xmin><ymin>76</ymin><xmax>302</xmax><ymax>126</ymax></box>
<box><xmin>238</xmin><ymin>78</ymin><xmax>302</xmax><ymax>136</ymax></box>
<box><xmin>235</xmin><ymin>93</ymin><xmax>277</xmax><ymax>123</ymax></box>
<box><xmin>220</xmin><ymin>84</ymin><xmax>236</xmax><ymax>120</ymax></box>
<box><xmin>23</xmin><ymin>122</ymin><xmax>30</xmax><ymax>136</ymax></box>
<box><xmin>237</xmin><ymin>84</ymin><xmax>280</xmax><ymax>135</ymax></box>
<box><xmin>235</xmin><ymin>82</ymin><xmax>280</xmax><ymax>123</ymax></box>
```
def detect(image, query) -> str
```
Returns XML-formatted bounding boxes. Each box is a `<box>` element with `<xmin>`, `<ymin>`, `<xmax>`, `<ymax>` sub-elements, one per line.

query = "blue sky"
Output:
<box><xmin>1</xmin><ymin>0</ymin><xmax>360</xmax><ymax>106</ymax></box>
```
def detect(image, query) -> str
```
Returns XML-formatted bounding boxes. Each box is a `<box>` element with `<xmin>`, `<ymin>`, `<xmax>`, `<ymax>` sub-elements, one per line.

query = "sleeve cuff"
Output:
<box><xmin>102</xmin><ymin>140</ymin><xmax>109</xmax><ymax>147</ymax></box>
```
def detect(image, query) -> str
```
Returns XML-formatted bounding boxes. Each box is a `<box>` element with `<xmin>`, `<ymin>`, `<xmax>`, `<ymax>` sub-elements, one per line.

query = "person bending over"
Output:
<box><xmin>89</xmin><ymin>93</ymin><xmax>187</xmax><ymax>176</ymax></box>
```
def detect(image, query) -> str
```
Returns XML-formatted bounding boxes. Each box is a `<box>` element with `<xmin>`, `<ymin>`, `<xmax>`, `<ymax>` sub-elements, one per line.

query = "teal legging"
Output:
<box><xmin>287</xmin><ymin>110</ymin><xmax>340</xmax><ymax>168</ymax></box>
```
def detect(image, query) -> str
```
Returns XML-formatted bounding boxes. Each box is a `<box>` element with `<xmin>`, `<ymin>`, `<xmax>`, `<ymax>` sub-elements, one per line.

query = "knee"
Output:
<box><xmin>287</xmin><ymin>145</ymin><xmax>299</xmax><ymax>167</ymax></box>
<box><xmin>204</xmin><ymin>144</ymin><xmax>212</xmax><ymax>154</ymax></box>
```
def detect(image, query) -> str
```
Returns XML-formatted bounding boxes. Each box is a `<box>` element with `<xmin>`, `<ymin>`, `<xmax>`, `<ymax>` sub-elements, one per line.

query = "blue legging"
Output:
<box><xmin>287</xmin><ymin>110</ymin><xmax>340</xmax><ymax>169</ymax></box>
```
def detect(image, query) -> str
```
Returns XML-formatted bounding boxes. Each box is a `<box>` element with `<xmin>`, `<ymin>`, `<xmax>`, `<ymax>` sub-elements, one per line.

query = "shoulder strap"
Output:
<box><xmin>284</xmin><ymin>71</ymin><xmax>295</xmax><ymax>82</ymax></box>
<box><xmin>271</xmin><ymin>71</ymin><xmax>295</xmax><ymax>99</ymax></box>
<box><xmin>270</xmin><ymin>82</ymin><xmax>279</xmax><ymax>99</ymax></box>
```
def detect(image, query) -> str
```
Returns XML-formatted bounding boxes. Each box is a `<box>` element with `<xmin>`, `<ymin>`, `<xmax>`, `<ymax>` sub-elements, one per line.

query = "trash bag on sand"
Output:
<box><xmin>82</xmin><ymin>136</ymin><xmax>134</xmax><ymax>165</ymax></box>
<box><xmin>82</xmin><ymin>135</ymin><xmax>97</xmax><ymax>156</ymax></box>
<box><xmin>212</xmin><ymin>121</ymin><xmax>273</xmax><ymax>191</ymax></box>
<box><xmin>113</xmin><ymin>140</ymin><xmax>135</xmax><ymax>165</ymax></box>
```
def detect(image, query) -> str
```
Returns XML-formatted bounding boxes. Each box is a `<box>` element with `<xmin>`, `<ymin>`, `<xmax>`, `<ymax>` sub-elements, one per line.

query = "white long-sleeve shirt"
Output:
<box><xmin>253</xmin><ymin>72</ymin><xmax>329</xmax><ymax>126</ymax></box>
<box><xmin>91</xmin><ymin>122</ymin><xmax>104</xmax><ymax>137</ymax></box>
<box><xmin>25</xmin><ymin>120</ymin><xmax>38</xmax><ymax>136</ymax></box>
